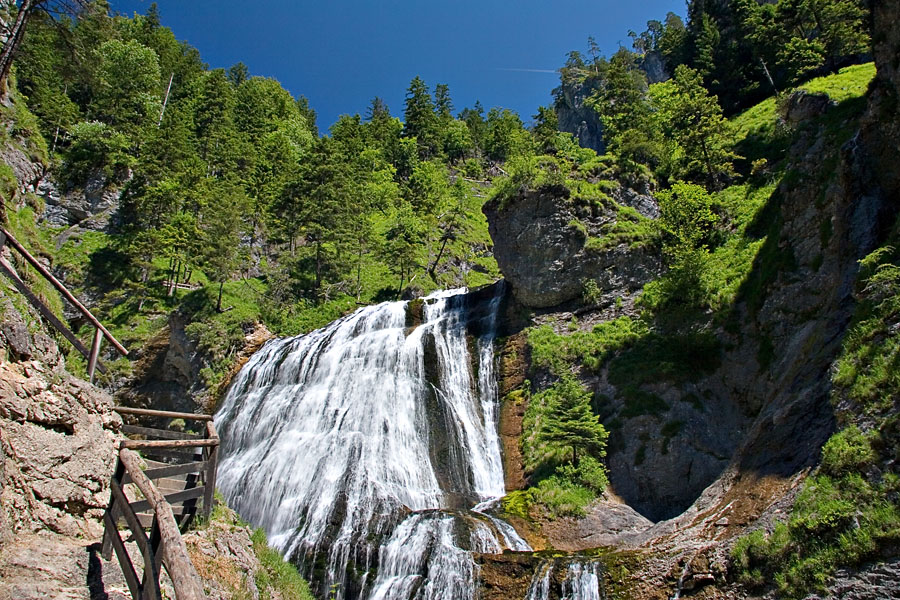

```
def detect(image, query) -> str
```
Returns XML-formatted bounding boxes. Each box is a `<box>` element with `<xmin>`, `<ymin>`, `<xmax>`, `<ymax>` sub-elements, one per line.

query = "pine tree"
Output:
<box><xmin>540</xmin><ymin>376</ymin><xmax>608</xmax><ymax>466</ymax></box>
<box><xmin>403</xmin><ymin>76</ymin><xmax>439</xmax><ymax>159</ymax></box>
<box><xmin>433</xmin><ymin>83</ymin><xmax>453</xmax><ymax>120</ymax></box>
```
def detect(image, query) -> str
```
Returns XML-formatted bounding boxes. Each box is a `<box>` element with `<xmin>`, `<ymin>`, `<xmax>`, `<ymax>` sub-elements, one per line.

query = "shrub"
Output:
<box><xmin>61</xmin><ymin>121</ymin><xmax>135</xmax><ymax>186</ymax></box>
<box><xmin>820</xmin><ymin>425</ymin><xmax>877</xmax><ymax>477</ymax></box>
<box><xmin>531</xmin><ymin>476</ymin><xmax>594</xmax><ymax>518</ymax></box>
<box><xmin>502</xmin><ymin>490</ymin><xmax>534</xmax><ymax>519</ymax></box>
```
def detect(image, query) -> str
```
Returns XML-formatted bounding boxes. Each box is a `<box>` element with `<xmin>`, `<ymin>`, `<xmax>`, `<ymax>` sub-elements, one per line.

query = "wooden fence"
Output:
<box><xmin>0</xmin><ymin>225</ymin><xmax>127</xmax><ymax>381</ymax></box>
<box><xmin>102</xmin><ymin>407</ymin><xmax>220</xmax><ymax>600</ymax></box>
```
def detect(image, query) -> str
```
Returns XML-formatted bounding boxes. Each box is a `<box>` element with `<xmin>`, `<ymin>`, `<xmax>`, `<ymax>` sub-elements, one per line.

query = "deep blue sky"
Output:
<box><xmin>108</xmin><ymin>1</ymin><xmax>686</xmax><ymax>132</ymax></box>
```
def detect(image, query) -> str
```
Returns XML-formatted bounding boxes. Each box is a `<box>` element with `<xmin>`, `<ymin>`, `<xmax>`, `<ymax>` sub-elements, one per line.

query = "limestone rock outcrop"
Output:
<box><xmin>483</xmin><ymin>185</ymin><xmax>661</xmax><ymax>308</ymax></box>
<box><xmin>0</xmin><ymin>294</ymin><xmax>120</xmax><ymax>542</ymax></box>
<box><xmin>554</xmin><ymin>79</ymin><xmax>605</xmax><ymax>153</ymax></box>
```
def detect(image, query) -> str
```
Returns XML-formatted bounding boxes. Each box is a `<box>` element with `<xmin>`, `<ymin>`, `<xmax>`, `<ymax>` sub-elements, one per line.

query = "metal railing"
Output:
<box><xmin>0</xmin><ymin>225</ymin><xmax>127</xmax><ymax>380</ymax></box>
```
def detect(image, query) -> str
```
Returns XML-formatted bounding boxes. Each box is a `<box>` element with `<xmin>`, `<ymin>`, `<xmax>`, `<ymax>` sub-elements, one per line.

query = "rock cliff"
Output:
<box><xmin>553</xmin><ymin>78</ymin><xmax>606</xmax><ymax>154</ymax></box>
<box><xmin>483</xmin><ymin>184</ymin><xmax>661</xmax><ymax>309</ymax></box>
<box><xmin>0</xmin><ymin>290</ymin><xmax>120</xmax><ymax>542</ymax></box>
<box><xmin>483</xmin><ymin>1</ymin><xmax>900</xmax><ymax>595</ymax></box>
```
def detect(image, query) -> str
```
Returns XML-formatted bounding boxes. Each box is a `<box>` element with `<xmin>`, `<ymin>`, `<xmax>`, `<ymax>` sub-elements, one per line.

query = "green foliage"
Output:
<box><xmin>527</xmin><ymin>317</ymin><xmax>648</xmax><ymax>376</ymax></box>
<box><xmin>520</xmin><ymin>375</ymin><xmax>609</xmax><ymax>519</ymax></box>
<box><xmin>61</xmin><ymin>121</ymin><xmax>135</xmax><ymax>185</ymax></box>
<box><xmin>251</xmin><ymin>528</ymin><xmax>317</xmax><ymax>600</ymax></box>
<box><xmin>489</xmin><ymin>154</ymin><xmax>564</xmax><ymax>207</ymax></box>
<box><xmin>820</xmin><ymin>426</ymin><xmax>877</xmax><ymax>477</ymax></box>
<box><xmin>581</xmin><ymin>278</ymin><xmax>602</xmax><ymax>305</ymax></box>
<box><xmin>650</xmin><ymin>66</ymin><xmax>737</xmax><ymax>189</ymax></box>
<box><xmin>731</xmin><ymin>472</ymin><xmax>900</xmax><ymax>598</ymax></box>
<box><xmin>501</xmin><ymin>489</ymin><xmax>534</xmax><ymax>520</ymax></box>
<box><xmin>484</xmin><ymin>107</ymin><xmax>533</xmax><ymax>162</ymax></box>
<box><xmin>584</xmin><ymin>202</ymin><xmax>659</xmax><ymax>252</ymax></box>
<box><xmin>91</xmin><ymin>38</ymin><xmax>161</xmax><ymax>135</ymax></box>
<box><xmin>538</xmin><ymin>375</ymin><xmax>608</xmax><ymax>466</ymax></box>
<box><xmin>530</xmin><ymin>475</ymin><xmax>595</xmax><ymax>518</ymax></box>
<box><xmin>4</xmin><ymin>206</ymin><xmax>66</xmax><ymax>325</ymax></box>
<box><xmin>556</xmin><ymin>455</ymin><xmax>609</xmax><ymax>493</ymax></box>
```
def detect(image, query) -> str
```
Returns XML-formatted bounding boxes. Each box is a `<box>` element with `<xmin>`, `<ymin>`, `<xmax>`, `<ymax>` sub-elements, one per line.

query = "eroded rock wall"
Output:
<box><xmin>0</xmin><ymin>289</ymin><xmax>119</xmax><ymax>542</ymax></box>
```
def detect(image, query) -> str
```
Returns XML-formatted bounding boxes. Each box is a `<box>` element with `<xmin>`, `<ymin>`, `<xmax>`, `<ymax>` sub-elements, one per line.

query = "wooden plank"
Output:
<box><xmin>0</xmin><ymin>257</ymin><xmax>107</xmax><ymax>375</ymax></box>
<box><xmin>121</xmin><ymin>425</ymin><xmax>202</xmax><ymax>441</ymax></box>
<box><xmin>128</xmin><ymin>461</ymin><xmax>207</xmax><ymax>482</ymax></box>
<box><xmin>101</xmin><ymin>462</ymin><xmax>126</xmax><ymax>561</ymax></box>
<box><xmin>122</xmin><ymin>438</ymin><xmax>219</xmax><ymax>450</ymax></box>
<box><xmin>87</xmin><ymin>326</ymin><xmax>102</xmax><ymax>383</ymax></box>
<box><xmin>119</xmin><ymin>449</ymin><xmax>205</xmax><ymax>600</ymax></box>
<box><xmin>114</xmin><ymin>407</ymin><xmax>213</xmax><ymax>421</ymax></box>
<box><xmin>129</xmin><ymin>486</ymin><xmax>205</xmax><ymax>514</ymax></box>
<box><xmin>101</xmin><ymin>501</ymin><xmax>118</xmax><ymax>561</ymax></box>
<box><xmin>142</xmin><ymin>518</ymin><xmax>163</xmax><ymax>600</ymax></box>
<box><xmin>0</xmin><ymin>226</ymin><xmax>128</xmax><ymax>356</ymax></box>
<box><xmin>103</xmin><ymin>511</ymin><xmax>142</xmax><ymax>600</ymax></box>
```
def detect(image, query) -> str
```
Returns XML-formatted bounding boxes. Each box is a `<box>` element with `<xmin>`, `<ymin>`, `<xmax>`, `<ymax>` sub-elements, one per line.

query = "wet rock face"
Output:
<box><xmin>0</xmin><ymin>298</ymin><xmax>120</xmax><ymax>541</ymax></box>
<box><xmin>483</xmin><ymin>186</ymin><xmax>661</xmax><ymax>309</ymax></box>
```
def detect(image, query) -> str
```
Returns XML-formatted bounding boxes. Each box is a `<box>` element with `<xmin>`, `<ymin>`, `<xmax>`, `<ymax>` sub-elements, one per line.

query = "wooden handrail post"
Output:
<box><xmin>88</xmin><ymin>326</ymin><xmax>103</xmax><ymax>383</ymax></box>
<box><xmin>202</xmin><ymin>421</ymin><xmax>219</xmax><ymax>518</ymax></box>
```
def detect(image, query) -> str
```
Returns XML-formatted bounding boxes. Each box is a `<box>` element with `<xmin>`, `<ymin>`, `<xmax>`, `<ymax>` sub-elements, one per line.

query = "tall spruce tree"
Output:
<box><xmin>541</xmin><ymin>376</ymin><xmax>608</xmax><ymax>466</ymax></box>
<box><xmin>404</xmin><ymin>76</ymin><xmax>439</xmax><ymax>159</ymax></box>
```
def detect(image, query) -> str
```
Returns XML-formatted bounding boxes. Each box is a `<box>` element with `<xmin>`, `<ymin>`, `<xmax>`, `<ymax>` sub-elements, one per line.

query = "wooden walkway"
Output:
<box><xmin>101</xmin><ymin>407</ymin><xmax>220</xmax><ymax>600</ymax></box>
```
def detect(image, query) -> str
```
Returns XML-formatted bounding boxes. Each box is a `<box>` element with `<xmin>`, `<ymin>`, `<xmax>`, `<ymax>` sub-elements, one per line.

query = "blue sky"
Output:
<box><xmin>108</xmin><ymin>1</ymin><xmax>686</xmax><ymax>132</ymax></box>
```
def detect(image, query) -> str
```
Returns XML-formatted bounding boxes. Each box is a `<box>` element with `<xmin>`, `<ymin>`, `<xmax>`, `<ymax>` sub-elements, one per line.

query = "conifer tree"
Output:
<box><xmin>434</xmin><ymin>83</ymin><xmax>453</xmax><ymax>121</ymax></box>
<box><xmin>403</xmin><ymin>76</ymin><xmax>439</xmax><ymax>159</ymax></box>
<box><xmin>541</xmin><ymin>376</ymin><xmax>608</xmax><ymax>466</ymax></box>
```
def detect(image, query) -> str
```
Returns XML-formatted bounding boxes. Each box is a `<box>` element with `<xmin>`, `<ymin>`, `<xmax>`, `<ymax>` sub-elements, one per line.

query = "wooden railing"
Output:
<box><xmin>102</xmin><ymin>407</ymin><xmax>220</xmax><ymax>600</ymax></box>
<box><xmin>0</xmin><ymin>225</ymin><xmax>127</xmax><ymax>381</ymax></box>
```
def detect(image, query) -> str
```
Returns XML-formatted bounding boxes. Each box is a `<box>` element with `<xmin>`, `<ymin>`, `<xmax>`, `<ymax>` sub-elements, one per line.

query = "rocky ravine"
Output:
<box><xmin>483</xmin><ymin>2</ymin><xmax>900</xmax><ymax>597</ymax></box>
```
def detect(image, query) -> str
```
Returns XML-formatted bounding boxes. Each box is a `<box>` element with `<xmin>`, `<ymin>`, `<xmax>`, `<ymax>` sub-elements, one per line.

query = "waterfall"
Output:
<box><xmin>215</xmin><ymin>286</ymin><xmax>531</xmax><ymax>599</ymax></box>
<box><xmin>524</xmin><ymin>559</ymin><xmax>604</xmax><ymax>600</ymax></box>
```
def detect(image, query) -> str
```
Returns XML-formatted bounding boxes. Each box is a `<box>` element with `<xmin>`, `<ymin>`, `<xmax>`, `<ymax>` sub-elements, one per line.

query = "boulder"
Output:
<box><xmin>781</xmin><ymin>90</ymin><xmax>833</xmax><ymax>127</ymax></box>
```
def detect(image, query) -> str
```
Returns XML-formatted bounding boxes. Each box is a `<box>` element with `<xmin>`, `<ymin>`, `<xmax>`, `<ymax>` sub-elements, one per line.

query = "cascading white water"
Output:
<box><xmin>563</xmin><ymin>561</ymin><xmax>603</xmax><ymax>600</ymax></box>
<box><xmin>215</xmin><ymin>286</ymin><xmax>530</xmax><ymax>600</ymax></box>
<box><xmin>524</xmin><ymin>559</ymin><xmax>604</xmax><ymax>600</ymax></box>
